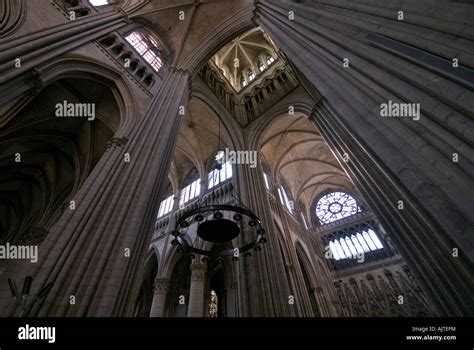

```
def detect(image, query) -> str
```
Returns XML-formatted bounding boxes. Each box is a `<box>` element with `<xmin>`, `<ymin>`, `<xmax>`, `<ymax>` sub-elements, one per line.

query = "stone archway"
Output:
<box><xmin>0</xmin><ymin>63</ymin><xmax>141</xmax><ymax>317</ymax></box>
<box><xmin>133</xmin><ymin>250</ymin><xmax>159</xmax><ymax>317</ymax></box>
<box><xmin>0</xmin><ymin>74</ymin><xmax>123</xmax><ymax>246</ymax></box>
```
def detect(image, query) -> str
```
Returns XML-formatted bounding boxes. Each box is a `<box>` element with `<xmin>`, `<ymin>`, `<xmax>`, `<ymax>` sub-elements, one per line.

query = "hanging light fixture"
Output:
<box><xmin>171</xmin><ymin>204</ymin><xmax>266</xmax><ymax>257</ymax></box>
<box><xmin>170</xmin><ymin>98</ymin><xmax>267</xmax><ymax>259</ymax></box>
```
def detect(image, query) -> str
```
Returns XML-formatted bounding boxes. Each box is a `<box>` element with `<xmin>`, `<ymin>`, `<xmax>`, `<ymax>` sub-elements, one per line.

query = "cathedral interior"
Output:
<box><xmin>0</xmin><ymin>0</ymin><xmax>473</xmax><ymax>319</ymax></box>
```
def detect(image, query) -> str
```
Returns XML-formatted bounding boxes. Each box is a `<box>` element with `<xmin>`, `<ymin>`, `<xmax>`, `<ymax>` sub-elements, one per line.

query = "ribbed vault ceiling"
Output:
<box><xmin>211</xmin><ymin>27</ymin><xmax>277</xmax><ymax>91</ymax></box>
<box><xmin>0</xmin><ymin>80</ymin><xmax>117</xmax><ymax>244</ymax></box>
<box><xmin>124</xmin><ymin>0</ymin><xmax>254</xmax><ymax>68</ymax></box>
<box><xmin>260</xmin><ymin>115</ymin><xmax>355</xmax><ymax>211</ymax></box>
<box><xmin>131</xmin><ymin>0</ymin><xmax>356</xmax><ymax>210</ymax></box>
<box><xmin>170</xmin><ymin>99</ymin><xmax>233</xmax><ymax>187</ymax></box>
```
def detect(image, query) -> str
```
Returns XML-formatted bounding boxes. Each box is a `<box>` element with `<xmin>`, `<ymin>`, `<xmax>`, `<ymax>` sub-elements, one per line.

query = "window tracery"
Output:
<box><xmin>316</xmin><ymin>191</ymin><xmax>360</xmax><ymax>224</ymax></box>
<box><xmin>125</xmin><ymin>31</ymin><xmax>163</xmax><ymax>71</ymax></box>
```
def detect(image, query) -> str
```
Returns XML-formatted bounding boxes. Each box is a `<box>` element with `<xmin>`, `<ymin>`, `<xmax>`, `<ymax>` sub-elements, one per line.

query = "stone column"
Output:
<box><xmin>234</xmin><ymin>155</ymin><xmax>295</xmax><ymax>317</ymax></box>
<box><xmin>199</xmin><ymin>179</ymin><xmax>207</xmax><ymax>194</ymax></box>
<box><xmin>284</xmin><ymin>263</ymin><xmax>301</xmax><ymax>316</ymax></box>
<box><xmin>187</xmin><ymin>262</ymin><xmax>207</xmax><ymax>317</ymax></box>
<box><xmin>294</xmin><ymin>270</ymin><xmax>315</xmax><ymax>317</ymax></box>
<box><xmin>0</xmin><ymin>8</ymin><xmax>128</xmax><ymax>84</ymax></box>
<box><xmin>0</xmin><ymin>7</ymin><xmax>129</xmax><ymax>122</ymax></box>
<box><xmin>255</xmin><ymin>0</ymin><xmax>474</xmax><ymax>316</ymax></box>
<box><xmin>0</xmin><ymin>68</ymin><xmax>191</xmax><ymax>317</ymax></box>
<box><xmin>149</xmin><ymin>278</ymin><xmax>170</xmax><ymax>317</ymax></box>
<box><xmin>168</xmin><ymin>191</ymin><xmax>181</xmax><ymax>229</ymax></box>
<box><xmin>0</xmin><ymin>0</ymin><xmax>25</xmax><ymax>38</ymax></box>
<box><xmin>226</xmin><ymin>282</ymin><xmax>238</xmax><ymax>317</ymax></box>
<box><xmin>313</xmin><ymin>286</ymin><xmax>336</xmax><ymax>317</ymax></box>
<box><xmin>250</xmin><ymin>96</ymin><xmax>259</xmax><ymax>117</ymax></box>
<box><xmin>0</xmin><ymin>68</ymin><xmax>44</xmax><ymax>127</ymax></box>
<box><xmin>272</xmin><ymin>77</ymin><xmax>285</xmax><ymax>99</ymax></box>
<box><xmin>234</xmin><ymin>102</ymin><xmax>248</xmax><ymax>126</ymax></box>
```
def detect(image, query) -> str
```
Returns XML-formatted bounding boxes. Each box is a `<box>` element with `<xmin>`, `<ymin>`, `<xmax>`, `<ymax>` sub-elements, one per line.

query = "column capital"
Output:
<box><xmin>114</xmin><ymin>6</ymin><xmax>131</xmax><ymax>23</ymax></box>
<box><xmin>21</xmin><ymin>227</ymin><xmax>49</xmax><ymax>246</ymax></box>
<box><xmin>173</xmin><ymin>191</ymin><xmax>180</xmax><ymax>200</ymax></box>
<box><xmin>187</xmin><ymin>262</ymin><xmax>206</xmax><ymax>317</ymax></box>
<box><xmin>106</xmin><ymin>137</ymin><xmax>128</xmax><ymax>150</ymax></box>
<box><xmin>190</xmin><ymin>262</ymin><xmax>207</xmax><ymax>271</ymax></box>
<box><xmin>153</xmin><ymin>277</ymin><xmax>170</xmax><ymax>294</ymax></box>
<box><xmin>23</xmin><ymin>68</ymin><xmax>44</xmax><ymax>95</ymax></box>
<box><xmin>168</xmin><ymin>66</ymin><xmax>191</xmax><ymax>76</ymax></box>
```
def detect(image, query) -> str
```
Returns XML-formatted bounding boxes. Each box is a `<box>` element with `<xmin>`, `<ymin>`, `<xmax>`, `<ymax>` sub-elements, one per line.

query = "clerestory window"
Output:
<box><xmin>125</xmin><ymin>31</ymin><xmax>163</xmax><ymax>71</ymax></box>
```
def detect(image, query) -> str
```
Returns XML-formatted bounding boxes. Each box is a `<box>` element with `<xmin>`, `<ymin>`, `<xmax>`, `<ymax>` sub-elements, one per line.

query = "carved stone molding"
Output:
<box><xmin>0</xmin><ymin>0</ymin><xmax>27</xmax><ymax>38</ymax></box>
<box><xmin>97</xmin><ymin>33</ymin><xmax>157</xmax><ymax>90</ymax></box>
<box><xmin>23</xmin><ymin>68</ymin><xmax>44</xmax><ymax>95</ymax></box>
<box><xmin>114</xmin><ymin>6</ymin><xmax>131</xmax><ymax>24</ymax></box>
<box><xmin>106</xmin><ymin>137</ymin><xmax>128</xmax><ymax>150</ymax></box>
<box><xmin>153</xmin><ymin>278</ymin><xmax>170</xmax><ymax>294</ymax></box>
<box><xmin>20</xmin><ymin>227</ymin><xmax>49</xmax><ymax>246</ymax></box>
<box><xmin>333</xmin><ymin>267</ymin><xmax>436</xmax><ymax>317</ymax></box>
<box><xmin>169</xmin><ymin>66</ymin><xmax>191</xmax><ymax>76</ymax></box>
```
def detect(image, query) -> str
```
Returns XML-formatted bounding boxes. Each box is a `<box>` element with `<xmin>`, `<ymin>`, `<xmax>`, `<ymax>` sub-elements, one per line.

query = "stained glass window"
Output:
<box><xmin>316</xmin><ymin>192</ymin><xmax>360</xmax><ymax>224</ymax></box>
<box><xmin>208</xmin><ymin>290</ymin><xmax>218</xmax><ymax>317</ymax></box>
